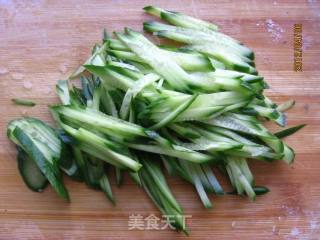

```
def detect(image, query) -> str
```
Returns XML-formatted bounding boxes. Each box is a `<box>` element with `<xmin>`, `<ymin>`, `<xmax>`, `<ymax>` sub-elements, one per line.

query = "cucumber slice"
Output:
<box><xmin>17</xmin><ymin>148</ymin><xmax>48</xmax><ymax>192</ymax></box>
<box><xmin>7</xmin><ymin>118</ymin><xmax>69</xmax><ymax>201</ymax></box>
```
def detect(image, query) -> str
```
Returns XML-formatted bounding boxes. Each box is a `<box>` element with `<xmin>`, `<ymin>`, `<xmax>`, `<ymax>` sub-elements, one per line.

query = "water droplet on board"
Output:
<box><xmin>272</xmin><ymin>225</ymin><xmax>279</xmax><ymax>235</ymax></box>
<box><xmin>23</xmin><ymin>81</ymin><xmax>33</xmax><ymax>90</ymax></box>
<box><xmin>59</xmin><ymin>64</ymin><xmax>68</xmax><ymax>74</ymax></box>
<box><xmin>11</xmin><ymin>72</ymin><xmax>24</xmax><ymax>80</ymax></box>
<box><xmin>21</xmin><ymin>109</ymin><xmax>28</xmax><ymax>116</ymax></box>
<box><xmin>231</xmin><ymin>221</ymin><xmax>236</xmax><ymax>228</ymax></box>
<box><xmin>0</xmin><ymin>67</ymin><xmax>8</xmax><ymax>75</ymax></box>
<box><xmin>45</xmin><ymin>87</ymin><xmax>52</xmax><ymax>94</ymax></box>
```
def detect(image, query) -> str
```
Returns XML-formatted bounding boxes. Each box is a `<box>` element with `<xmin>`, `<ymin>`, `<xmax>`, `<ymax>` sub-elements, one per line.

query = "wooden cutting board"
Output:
<box><xmin>0</xmin><ymin>0</ymin><xmax>319</xmax><ymax>239</ymax></box>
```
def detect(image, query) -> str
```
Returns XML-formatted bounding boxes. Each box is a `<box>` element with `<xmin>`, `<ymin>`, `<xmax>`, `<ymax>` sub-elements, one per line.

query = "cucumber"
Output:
<box><xmin>126</xmin><ymin>143</ymin><xmax>214</xmax><ymax>164</ymax></box>
<box><xmin>143</xmin><ymin>6</ymin><xmax>219</xmax><ymax>31</ymax></box>
<box><xmin>150</xmin><ymin>93</ymin><xmax>199</xmax><ymax>129</ymax></box>
<box><xmin>274</xmin><ymin>124</ymin><xmax>306</xmax><ymax>139</ymax></box>
<box><xmin>115</xmin><ymin>30</ymin><xmax>191</xmax><ymax>92</ymax></box>
<box><xmin>186</xmin><ymin>44</ymin><xmax>256</xmax><ymax>74</ymax></box>
<box><xmin>7</xmin><ymin>118</ymin><xmax>69</xmax><ymax>201</ymax></box>
<box><xmin>17</xmin><ymin>148</ymin><xmax>48</xmax><ymax>192</ymax></box>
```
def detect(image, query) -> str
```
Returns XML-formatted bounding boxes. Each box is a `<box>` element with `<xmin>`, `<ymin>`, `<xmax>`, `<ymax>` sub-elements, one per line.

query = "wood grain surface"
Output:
<box><xmin>0</xmin><ymin>0</ymin><xmax>319</xmax><ymax>239</ymax></box>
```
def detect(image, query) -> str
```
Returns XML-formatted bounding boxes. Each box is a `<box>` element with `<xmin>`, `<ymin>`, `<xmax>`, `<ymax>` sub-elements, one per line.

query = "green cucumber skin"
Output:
<box><xmin>17</xmin><ymin>148</ymin><xmax>48</xmax><ymax>192</ymax></box>
<box><xmin>13</xmin><ymin>127</ymin><xmax>69</xmax><ymax>201</ymax></box>
<box><xmin>7</xmin><ymin>118</ymin><xmax>70</xmax><ymax>201</ymax></box>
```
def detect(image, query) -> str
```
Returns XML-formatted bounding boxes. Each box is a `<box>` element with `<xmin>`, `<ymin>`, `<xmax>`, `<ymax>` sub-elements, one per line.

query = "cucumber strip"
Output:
<box><xmin>277</xmin><ymin>99</ymin><xmax>295</xmax><ymax>112</ymax></box>
<box><xmin>203</xmin><ymin>114</ymin><xmax>285</xmax><ymax>154</ymax></box>
<box><xmin>204</xmin><ymin>126</ymin><xmax>281</xmax><ymax>160</ymax></box>
<box><xmin>143</xmin><ymin>6</ymin><xmax>218</xmax><ymax>31</ymax></box>
<box><xmin>80</xmin><ymin>76</ymin><xmax>94</xmax><ymax>104</ymax></box>
<box><xmin>243</xmin><ymin>104</ymin><xmax>286</xmax><ymax>127</ymax></box>
<box><xmin>189</xmin><ymin>72</ymin><xmax>256</xmax><ymax>93</ymax></box>
<box><xmin>154</xmin><ymin>28</ymin><xmax>252</xmax><ymax>60</ymax></box>
<box><xmin>195</xmin><ymin>164</ymin><xmax>214</xmax><ymax>194</ymax></box>
<box><xmin>56</xmin><ymin>80</ymin><xmax>71</xmax><ymax>105</ymax></box>
<box><xmin>115</xmin><ymin>29</ymin><xmax>191</xmax><ymax>92</ymax></box>
<box><xmin>164</xmin><ymin>50</ymin><xmax>214</xmax><ymax>72</ymax></box>
<box><xmin>150</xmin><ymin>91</ymin><xmax>253</xmax><ymax>111</ymax></box>
<box><xmin>17</xmin><ymin>148</ymin><xmax>48</xmax><ymax>192</ymax></box>
<box><xmin>149</xmin><ymin>106</ymin><xmax>225</xmax><ymax>122</ymax></box>
<box><xmin>225</xmin><ymin>164</ymin><xmax>236</xmax><ymax>189</ymax></box>
<box><xmin>161</xmin><ymin>156</ymin><xmax>175</xmax><ymax>176</ymax></box>
<box><xmin>85</xmin><ymin>157</ymin><xmax>104</xmax><ymax>189</ymax></box>
<box><xmin>52</xmin><ymin>105</ymin><xmax>148</xmax><ymax>138</ymax></box>
<box><xmin>206</xmin><ymin>101</ymin><xmax>252</xmax><ymax>120</ymax></box>
<box><xmin>206</xmin><ymin>125</ymin><xmax>256</xmax><ymax>145</ymax></box>
<box><xmin>186</xmin><ymin>44</ymin><xmax>256</xmax><ymax>74</ymax></box>
<box><xmin>227</xmin><ymin>158</ymin><xmax>255</xmax><ymax>200</ymax></box>
<box><xmin>59</xmin><ymin>143</ymin><xmax>82</xmax><ymax>181</ymax></box>
<box><xmin>225</xmin><ymin>112</ymin><xmax>259</xmax><ymax>123</ymax></box>
<box><xmin>253</xmin><ymin>186</ymin><xmax>270</xmax><ymax>195</ymax></box>
<box><xmin>150</xmin><ymin>93</ymin><xmax>198</xmax><ymax>129</ymax></box>
<box><xmin>100</xmin><ymin>89</ymin><xmax>119</xmax><ymax>117</ymax></box>
<box><xmin>262</xmin><ymin>96</ymin><xmax>278</xmax><ymax>108</ymax></box>
<box><xmin>161</xmin><ymin>155</ymin><xmax>193</xmax><ymax>183</ymax></box>
<box><xmin>84</xmin><ymin>65</ymin><xmax>134</xmax><ymax>91</ymax></box>
<box><xmin>129</xmin><ymin>171</ymin><xmax>142</xmax><ymax>186</ymax></box>
<box><xmin>209</xmin><ymin>57</ymin><xmax>226</xmax><ymax>69</ymax></box>
<box><xmin>201</xmin><ymin>164</ymin><xmax>224</xmax><ymax>195</ymax></box>
<box><xmin>107</xmin><ymin>64</ymin><xmax>144</xmax><ymax>80</ymax></box>
<box><xmin>203</xmin><ymin>69</ymin><xmax>263</xmax><ymax>83</ymax></box>
<box><xmin>180</xmin><ymin>160</ymin><xmax>212</xmax><ymax>208</ymax></box>
<box><xmin>179</xmin><ymin>140</ymin><xmax>243</xmax><ymax>152</ymax></box>
<box><xmin>107</xmin><ymin>49</ymin><xmax>144</xmax><ymax>63</ymax></box>
<box><xmin>143</xmin><ymin>21</ymin><xmax>252</xmax><ymax>56</ymax></box>
<box><xmin>237</xmin><ymin>158</ymin><xmax>254</xmax><ymax>185</ymax></box>
<box><xmin>126</xmin><ymin>143</ymin><xmax>214</xmax><ymax>163</ymax></box>
<box><xmin>115</xmin><ymin>168</ymin><xmax>123</xmax><ymax>186</ymax></box>
<box><xmin>139</xmin><ymin>157</ymin><xmax>185</xmax><ymax>232</ymax></box>
<box><xmin>168</xmin><ymin>123</ymin><xmax>201</xmax><ymax>139</ymax></box>
<box><xmin>100</xmin><ymin>174</ymin><xmax>115</xmax><ymax>204</ymax></box>
<box><xmin>274</xmin><ymin>124</ymin><xmax>306</xmax><ymax>139</ymax></box>
<box><xmin>107</xmin><ymin>38</ymin><xmax>130</xmax><ymax>51</ymax></box>
<box><xmin>77</xmin><ymin>144</ymin><xmax>124</xmax><ymax>169</ymax></box>
<box><xmin>12</xmin><ymin>98</ymin><xmax>36</xmax><ymax>107</ymax></box>
<box><xmin>282</xmin><ymin>144</ymin><xmax>295</xmax><ymax>164</ymax></box>
<box><xmin>226</xmin><ymin>147</ymin><xmax>283</xmax><ymax>160</ymax></box>
<box><xmin>120</xmin><ymin>73</ymin><xmax>160</xmax><ymax>120</ymax></box>
<box><xmin>107</xmin><ymin>60</ymin><xmax>141</xmax><ymax>73</ymax></box>
<box><xmin>190</xmin><ymin>125</ymin><xmax>239</xmax><ymax>143</ymax></box>
<box><xmin>69</xmin><ymin>127</ymin><xmax>142</xmax><ymax>171</ymax></box>
<box><xmin>143</xmin><ymin>159</ymin><xmax>182</xmax><ymax>212</ymax></box>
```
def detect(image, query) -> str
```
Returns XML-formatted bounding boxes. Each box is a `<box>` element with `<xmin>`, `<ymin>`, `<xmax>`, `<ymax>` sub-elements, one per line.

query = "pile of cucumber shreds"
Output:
<box><xmin>7</xmin><ymin>6</ymin><xmax>305</xmax><ymax>234</ymax></box>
